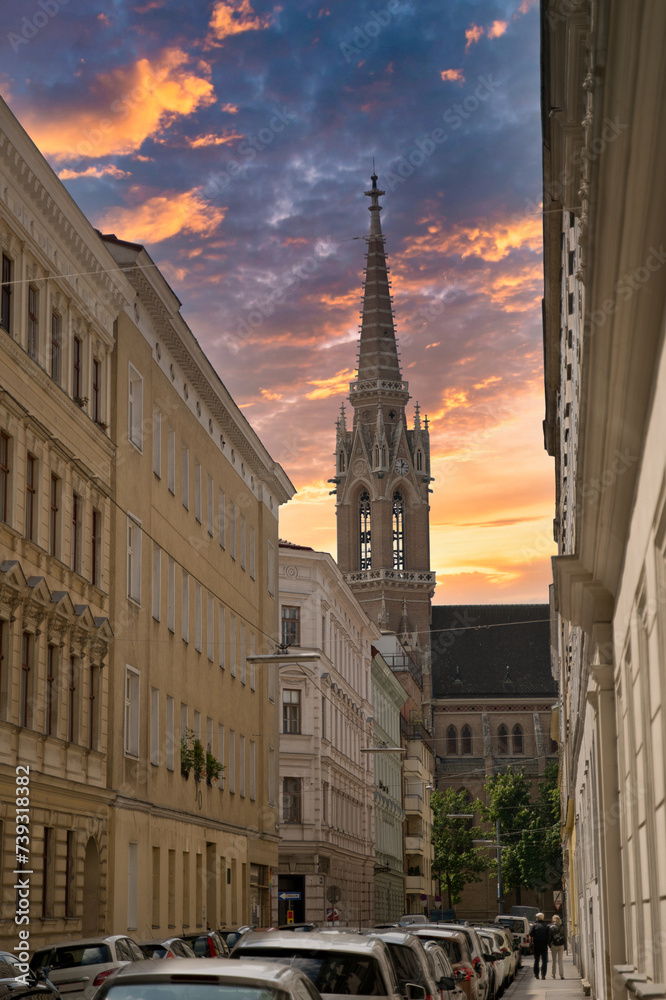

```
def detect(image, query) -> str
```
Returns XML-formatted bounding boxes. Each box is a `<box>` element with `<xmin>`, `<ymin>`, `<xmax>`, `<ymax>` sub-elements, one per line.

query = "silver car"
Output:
<box><xmin>366</xmin><ymin>930</ymin><xmax>438</xmax><ymax>1000</ymax></box>
<box><xmin>30</xmin><ymin>936</ymin><xmax>144</xmax><ymax>1000</ymax></box>
<box><xmin>232</xmin><ymin>930</ymin><xmax>408</xmax><ymax>1000</ymax></box>
<box><xmin>91</xmin><ymin>959</ymin><xmax>324</xmax><ymax>1000</ymax></box>
<box><xmin>420</xmin><ymin>940</ymin><xmax>466</xmax><ymax>1000</ymax></box>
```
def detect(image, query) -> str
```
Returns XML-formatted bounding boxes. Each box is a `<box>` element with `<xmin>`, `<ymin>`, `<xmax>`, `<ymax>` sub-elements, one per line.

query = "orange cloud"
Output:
<box><xmin>305</xmin><ymin>368</ymin><xmax>354</xmax><ymax>400</ymax></box>
<box><xmin>19</xmin><ymin>49</ymin><xmax>214</xmax><ymax>162</ymax></box>
<box><xmin>260</xmin><ymin>388</ymin><xmax>283</xmax><ymax>401</ymax></box>
<box><xmin>465</xmin><ymin>24</ymin><xmax>484</xmax><ymax>50</ymax></box>
<box><xmin>516</xmin><ymin>0</ymin><xmax>537</xmax><ymax>13</ymax></box>
<box><xmin>206</xmin><ymin>0</ymin><xmax>275</xmax><ymax>44</ymax></box>
<box><xmin>401</xmin><ymin>215</ymin><xmax>542</xmax><ymax>263</ymax></box>
<box><xmin>188</xmin><ymin>131</ymin><xmax>243</xmax><ymax>147</ymax></box>
<box><xmin>487</xmin><ymin>20</ymin><xmax>508</xmax><ymax>38</ymax></box>
<box><xmin>440</xmin><ymin>69</ymin><xmax>465</xmax><ymax>83</ymax></box>
<box><xmin>58</xmin><ymin>164</ymin><xmax>130</xmax><ymax>180</ymax></box>
<box><xmin>221</xmin><ymin>103</ymin><xmax>239</xmax><ymax>113</ymax></box>
<box><xmin>96</xmin><ymin>188</ymin><xmax>225</xmax><ymax>244</ymax></box>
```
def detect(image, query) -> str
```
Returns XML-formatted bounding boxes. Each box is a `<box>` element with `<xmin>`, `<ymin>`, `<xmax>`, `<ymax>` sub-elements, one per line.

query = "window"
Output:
<box><xmin>127</xmin><ymin>515</ymin><xmax>141</xmax><ymax>602</ymax></box>
<box><xmin>72</xmin><ymin>492</ymin><xmax>82</xmax><ymax>573</ymax></box>
<box><xmin>322</xmin><ymin>695</ymin><xmax>326</xmax><ymax>740</ymax></box>
<box><xmin>268</xmin><ymin>747</ymin><xmax>276</xmax><ymax>805</ymax></box>
<box><xmin>73</xmin><ymin>336</ymin><xmax>82</xmax><ymax>399</ymax></box>
<box><xmin>150</xmin><ymin>688</ymin><xmax>160</xmax><ymax>766</ymax></box>
<box><xmin>28</xmin><ymin>286</ymin><xmax>38</xmax><ymax>359</ymax></box>
<box><xmin>217</xmin><ymin>723</ymin><xmax>225</xmax><ymax>789</ymax></box>
<box><xmin>282</xmin><ymin>606</ymin><xmax>300</xmax><ymax>647</ymax></box>
<box><xmin>283</xmin><ymin>777</ymin><xmax>302</xmax><ymax>823</ymax></box>
<box><xmin>167</xmin><ymin>556</ymin><xmax>175</xmax><ymax>632</ymax></box>
<box><xmin>20</xmin><ymin>632</ymin><xmax>32</xmax><ymax>728</ymax></box>
<box><xmin>167</xmin><ymin>427</ymin><xmax>175</xmax><ymax>493</ymax></box>
<box><xmin>194</xmin><ymin>460</ymin><xmax>202</xmax><ymax>522</ymax></box>
<box><xmin>207</xmin><ymin>594</ymin><xmax>214</xmax><ymax>661</ymax></box>
<box><xmin>91</xmin><ymin>509</ymin><xmax>101</xmax><ymax>586</ymax></box>
<box><xmin>240</xmin><ymin>515</ymin><xmax>246</xmax><ymax>569</ymax></box>
<box><xmin>249</xmin><ymin>526</ymin><xmax>256</xmax><ymax>579</ymax></box>
<box><xmin>1</xmin><ymin>254</ymin><xmax>12</xmax><ymax>333</ymax></box>
<box><xmin>229</xmin><ymin>614</ymin><xmax>236</xmax><ymax>676</ymax></box>
<box><xmin>461</xmin><ymin>725</ymin><xmax>473</xmax><ymax>755</ymax></box>
<box><xmin>218</xmin><ymin>490</ymin><xmax>226</xmax><ymax>548</ymax></box>
<box><xmin>65</xmin><ymin>830</ymin><xmax>76</xmax><ymax>917</ymax></box>
<box><xmin>392</xmin><ymin>491</ymin><xmax>404</xmax><ymax>570</ymax></box>
<box><xmin>339</xmin><ymin>450</ymin><xmax>346</xmax><ymax>472</ymax></box>
<box><xmin>128</xmin><ymin>365</ymin><xmax>143</xmax><ymax>449</ymax></box>
<box><xmin>124</xmin><ymin>667</ymin><xmax>140</xmax><ymax>757</ymax></box>
<box><xmin>416</xmin><ymin>449</ymin><xmax>423</xmax><ymax>472</ymax></box>
<box><xmin>0</xmin><ymin>432</ymin><xmax>10</xmax><ymax>524</ymax></box>
<box><xmin>359</xmin><ymin>490</ymin><xmax>372</xmax><ymax>570</ymax></box>
<box><xmin>498</xmin><ymin>724</ymin><xmax>509</xmax><ymax>755</ymax></box>
<box><xmin>207</xmin><ymin>476</ymin><xmax>214</xmax><ymax>535</ymax></box>
<box><xmin>229</xmin><ymin>503</ymin><xmax>236</xmax><ymax>559</ymax></box>
<box><xmin>153</xmin><ymin>407</ymin><xmax>162</xmax><ymax>477</ymax></box>
<box><xmin>249</xmin><ymin>740</ymin><xmax>256</xmax><ymax>801</ymax></box>
<box><xmin>51</xmin><ymin>312</ymin><xmax>61</xmax><ymax>383</ymax></box>
<box><xmin>239</xmin><ymin>735</ymin><xmax>246</xmax><ymax>797</ymax></box>
<box><xmin>446</xmin><ymin>725</ymin><xmax>458</xmax><ymax>755</ymax></box>
<box><xmin>89</xmin><ymin>663</ymin><xmax>99</xmax><ymax>750</ymax></box>
<box><xmin>181</xmin><ymin>571</ymin><xmax>189</xmax><ymax>642</ymax></box>
<box><xmin>26</xmin><ymin>454</ymin><xmax>37</xmax><ymax>542</ymax></box>
<box><xmin>229</xmin><ymin>730</ymin><xmax>236</xmax><ymax>793</ymax></box>
<box><xmin>181</xmin><ymin>446</ymin><xmax>189</xmax><ymax>508</ymax></box>
<box><xmin>152</xmin><ymin>543</ymin><xmax>161</xmax><ymax>620</ymax></box>
<box><xmin>218</xmin><ymin>605</ymin><xmax>226</xmax><ymax>668</ymax></box>
<box><xmin>67</xmin><ymin>655</ymin><xmax>78</xmax><ymax>743</ymax></box>
<box><xmin>42</xmin><ymin>827</ymin><xmax>55</xmax><ymax>918</ymax></box>
<box><xmin>46</xmin><ymin>644</ymin><xmax>58</xmax><ymax>737</ymax></box>
<box><xmin>512</xmin><ymin>725</ymin><xmax>524</xmax><ymax>755</ymax></box>
<box><xmin>194</xmin><ymin>583</ymin><xmax>202</xmax><ymax>652</ymax></box>
<box><xmin>283</xmin><ymin>689</ymin><xmax>301</xmax><ymax>734</ymax></box>
<box><xmin>240</xmin><ymin>623</ymin><xmax>246</xmax><ymax>684</ymax></box>
<box><xmin>166</xmin><ymin>695</ymin><xmax>175</xmax><ymax>770</ymax></box>
<box><xmin>49</xmin><ymin>474</ymin><xmax>60</xmax><ymax>557</ymax></box>
<box><xmin>92</xmin><ymin>359</ymin><xmax>101</xmax><ymax>422</ymax></box>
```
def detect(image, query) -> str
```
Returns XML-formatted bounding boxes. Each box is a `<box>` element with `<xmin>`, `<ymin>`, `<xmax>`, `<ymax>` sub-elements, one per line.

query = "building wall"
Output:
<box><xmin>277</xmin><ymin>545</ymin><xmax>377</xmax><ymax>928</ymax></box>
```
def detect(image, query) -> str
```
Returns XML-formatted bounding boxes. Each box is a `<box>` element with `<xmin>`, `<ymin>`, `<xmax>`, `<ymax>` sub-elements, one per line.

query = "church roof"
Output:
<box><xmin>430</xmin><ymin>604</ymin><xmax>556</xmax><ymax>699</ymax></box>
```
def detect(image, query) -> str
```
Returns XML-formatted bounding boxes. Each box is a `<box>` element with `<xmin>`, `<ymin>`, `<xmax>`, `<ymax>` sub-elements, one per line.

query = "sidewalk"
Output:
<box><xmin>502</xmin><ymin>952</ymin><xmax>582</xmax><ymax>1000</ymax></box>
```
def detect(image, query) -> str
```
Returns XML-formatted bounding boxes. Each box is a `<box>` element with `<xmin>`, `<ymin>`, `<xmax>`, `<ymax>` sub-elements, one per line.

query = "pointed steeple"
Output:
<box><xmin>355</xmin><ymin>171</ymin><xmax>403</xmax><ymax>384</ymax></box>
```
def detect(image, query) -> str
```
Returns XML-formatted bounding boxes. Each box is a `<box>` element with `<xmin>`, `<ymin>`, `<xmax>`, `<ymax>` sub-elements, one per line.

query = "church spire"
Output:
<box><xmin>354</xmin><ymin>171</ymin><xmax>403</xmax><ymax>385</ymax></box>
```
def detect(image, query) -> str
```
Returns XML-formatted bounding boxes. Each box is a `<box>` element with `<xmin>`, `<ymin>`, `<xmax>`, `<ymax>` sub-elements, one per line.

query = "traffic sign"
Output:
<box><xmin>278</xmin><ymin>891</ymin><xmax>302</xmax><ymax>900</ymax></box>
<box><xmin>327</xmin><ymin>907</ymin><xmax>339</xmax><ymax>923</ymax></box>
<box><xmin>553</xmin><ymin>891</ymin><xmax>563</xmax><ymax>909</ymax></box>
<box><xmin>287</xmin><ymin>910</ymin><xmax>294</xmax><ymax>924</ymax></box>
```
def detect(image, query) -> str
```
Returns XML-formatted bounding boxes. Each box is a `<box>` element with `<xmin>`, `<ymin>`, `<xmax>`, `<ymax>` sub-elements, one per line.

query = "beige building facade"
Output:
<box><xmin>276</xmin><ymin>542</ymin><xmax>377</xmax><ymax>928</ymax></box>
<box><xmin>543</xmin><ymin>1</ymin><xmax>666</xmax><ymax>997</ymax></box>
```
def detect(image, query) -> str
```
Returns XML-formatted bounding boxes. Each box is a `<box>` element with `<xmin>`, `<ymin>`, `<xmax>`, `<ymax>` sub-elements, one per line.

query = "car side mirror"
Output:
<box><xmin>407</xmin><ymin>984</ymin><xmax>427</xmax><ymax>1000</ymax></box>
<box><xmin>439</xmin><ymin>977</ymin><xmax>455</xmax><ymax>991</ymax></box>
<box><xmin>455</xmin><ymin>971</ymin><xmax>466</xmax><ymax>982</ymax></box>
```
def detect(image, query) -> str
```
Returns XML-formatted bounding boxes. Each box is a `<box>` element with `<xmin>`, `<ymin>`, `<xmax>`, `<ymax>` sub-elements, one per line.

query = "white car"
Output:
<box><xmin>30</xmin><ymin>936</ymin><xmax>144</xmax><ymax>1000</ymax></box>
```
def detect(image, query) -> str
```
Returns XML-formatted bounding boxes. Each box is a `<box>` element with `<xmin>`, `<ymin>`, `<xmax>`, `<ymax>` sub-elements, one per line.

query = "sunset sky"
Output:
<box><xmin>1</xmin><ymin>0</ymin><xmax>555</xmax><ymax>604</ymax></box>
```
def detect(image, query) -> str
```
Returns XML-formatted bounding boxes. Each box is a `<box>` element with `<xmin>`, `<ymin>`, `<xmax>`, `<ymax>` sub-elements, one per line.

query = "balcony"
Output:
<box><xmin>405</xmin><ymin>834</ymin><xmax>427</xmax><ymax>854</ymax></box>
<box><xmin>405</xmin><ymin>874</ymin><xmax>427</xmax><ymax>894</ymax></box>
<box><xmin>404</xmin><ymin>794</ymin><xmax>423</xmax><ymax>814</ymax></box>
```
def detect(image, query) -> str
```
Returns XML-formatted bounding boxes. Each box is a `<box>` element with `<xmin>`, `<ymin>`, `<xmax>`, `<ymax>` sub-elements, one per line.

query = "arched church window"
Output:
<box><xmin>416</xmin><ymin>450</ymin><xmax>423</xmax><ymax>472</ymax></box>
<box><xmin>392</xmin><ymin>491</ymin><xmax>404</xmax><ymax>570</ymax></box>
<box><xmin>498</xmin><ymin>724</ymin><xmax>509</xmax><ymax>755</ymax></box>
<box><xmin>461</xmin><ymin>725</ymin><xmax>473</xmax><ymax>755</ymax></box>
<box><xmin>447</xmin><ymin>725</ymin><xmax>458</xmax><ymax>755</ymax></box>
<box><xmin>512</xmin><ymin>724</ymin><xmax>524</xmax><ymax>755</ymax></box>
<box><xmin>359</xmin><ymin>491</ymin><xmax>372</xmax><ymax>571</ymax></box>
<box><xmin>339</xmin><ymin>451</ymin><xmax>346</xmax><ymax>472</ymax></box>
<box><xmin>374</xmin><ymin>445</ymin><xmax>380</xmax><ymax>468</ymax></box>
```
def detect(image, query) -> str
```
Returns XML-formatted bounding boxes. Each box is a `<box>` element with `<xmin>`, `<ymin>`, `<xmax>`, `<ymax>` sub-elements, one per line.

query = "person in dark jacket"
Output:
<box><xmin>530</xmin><ymin>913</ymin><xmax>552</xmax><ymax>979</ymax></box>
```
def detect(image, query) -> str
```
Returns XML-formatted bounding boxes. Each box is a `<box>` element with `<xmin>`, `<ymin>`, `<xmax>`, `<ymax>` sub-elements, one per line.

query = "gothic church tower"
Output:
<box><xmin>334</xmin><ymin>173</ymin><xmax>435</xmax><ymax>670</ymax></box>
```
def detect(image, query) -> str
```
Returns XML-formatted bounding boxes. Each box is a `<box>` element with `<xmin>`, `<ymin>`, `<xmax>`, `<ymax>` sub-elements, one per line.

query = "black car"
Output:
<box><xmin>0</xmin><ymin>960</ymin><xmax>60</xmax><ymax>1000</ymax></box>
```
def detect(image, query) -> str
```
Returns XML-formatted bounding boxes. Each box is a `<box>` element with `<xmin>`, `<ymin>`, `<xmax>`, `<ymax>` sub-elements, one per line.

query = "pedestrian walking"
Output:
<box><xmin>530</xmin><ymin>913</ymin><xmax>552</xmax><ymax>980</ymax></box>
<box><xmin>549</xmin><ymin>914</ymin><xmax>566</xmax><ymax>979</ymax></box>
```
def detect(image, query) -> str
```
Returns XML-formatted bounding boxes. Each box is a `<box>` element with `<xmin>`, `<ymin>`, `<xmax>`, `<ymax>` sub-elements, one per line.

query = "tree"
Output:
<box><xmin>431</xmin><ymin>788</ymin><xmax>489</xmax><ymax>908</ymax></box>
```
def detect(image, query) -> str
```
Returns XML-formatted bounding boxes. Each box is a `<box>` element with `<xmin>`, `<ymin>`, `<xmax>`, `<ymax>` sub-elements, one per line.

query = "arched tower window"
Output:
<box><xmin>446</xmin><ymin>725</ymin><xmax>458</xmax><ymax>755</ymax></box>
<box><xmin>416</xmin><ymin>450</ymin><xmax>423</xmax><ymax>472</ymax></box>
<box><xmin>359</xmin><ymin>491</ymin><xmax>372</xmax><ymax>571</ymax></box>
<box><xmin>392</xmin><ymin>491</ymin><xmax>404</xmax><ymax>570</ymax></box>
<box><xmin>512</xmin><ymin>724</ymin><xmax>524</xmax><ymax>755</ymax></box>
<box><xmin>461</xmin><ymin>725</ymin><xmax>473</xmax><ymax>755</ymax></box>
<box><xmin>498</xmin><ymin>724</ymin><xmax>509</xmax><ymax>755</ymax></box>
<box><xmin>339</xmin><ymin>451</ymin><xmax>346</xmax><ymax>472</ymax></box>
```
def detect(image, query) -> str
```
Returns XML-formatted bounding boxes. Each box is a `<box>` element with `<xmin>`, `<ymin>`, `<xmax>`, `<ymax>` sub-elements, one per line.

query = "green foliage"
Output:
<box><xmin>205</xmin><ymin>746</ymin><xmax>224</xmax><ymax>785</ymax></box>
<box><xmin>180</xmin><ymin>730</ymin><xmax>223</xmax><ymax>785</ymax></box>
<box><xmin>431</xmin><ymin>787</ymin><xmax>489</xmax><ymax>907</ymax></box>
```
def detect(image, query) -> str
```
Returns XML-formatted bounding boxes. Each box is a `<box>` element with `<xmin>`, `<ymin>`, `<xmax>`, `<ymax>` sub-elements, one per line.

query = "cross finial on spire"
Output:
<box><xmin>365</xmin><ymin>169</ymin><xmax>385</xmax><ymax>237</ymax></box>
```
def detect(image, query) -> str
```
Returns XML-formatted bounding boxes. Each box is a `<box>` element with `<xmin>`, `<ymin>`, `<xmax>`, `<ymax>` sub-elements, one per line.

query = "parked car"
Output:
<box><xmin>474</xmin><ymin>928</ymin><xmax>513</xmax><ymax>989</ymax></box>
<box><xmin>493</xmin><ymin>916</ymin><xmax>531</xmax><ymax>955</ymax></box>
<box><xmin>476</xmin><ymin>936</ymin><xmax>502</xmax><ymax>1000</ymax></box>
<box><xmin>426</xmin><ymin>926</ymin><xmax>489</xmax><ymax>1000</ymax></box>
<box><xmin>91</xmin><ymin>958</ymin><xmax>325</xmax><ymax>1000</ymax></box>
<box><xmin>399</xmin><ymin>916</ymin><xmax>428</xmax><ymax>927</ymax></box>
<box><xmin>409</xmin><ymin>930</ymin><xmax>478</xmax><ymax>1000</ymax></box>
<box><xmin>0</xmin><ymin>960</ymin><xmax>60</xmax><ymax>1000</ymax></box>
<box><xmin>366</xmin><ymin>930</ymin><xmax>439</xmax><ymax>1000</ymax></box>
<box><xmin>219</xmin><ymin>928</ymin><xmax>253</xmax><ymax>950</ymax></box>
<box><xmin>420</xmin><ymin>940</ymin><xmax>466</xmax><ymax>1000</ymax></box>
<box><xmin>231</xmin><ymin>929</ymin><xmax>410</xmax><ymax>1000</ymax></box>
<box><xmin>485</xmin><ymin>926</ymin><xmax>519</xmax><ymax>977</ymax></box>
<box><xmin>181</xmin><ymin>931</ymin><xmax>229</xmax><ymax>958</ymax></box>
<box><xmin>136</xmin><ymin>938</ymin><xmax>196</xmax><ymax>959</ymax></box>
<box><xmin>29</xmin><ymin>936</ymin><xmax>144</xmax><ymax>1000</ymax></box>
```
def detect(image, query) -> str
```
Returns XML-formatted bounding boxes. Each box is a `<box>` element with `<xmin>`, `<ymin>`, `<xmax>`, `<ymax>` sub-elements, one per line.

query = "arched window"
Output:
<box><xmin>392</xmin><ymin>491</ymin><xmax>404</xmax><ymax>570</ymax></box>
<box><xmin>512</xmin><ymin>724</ymin><xmax>524</xmax><ymax>755</ymax></box>
<box><xmin>416</xmin><ymin>450</ymin><xmax>423</xmax><ymax>472</ymax></box>
<box><xmin>446</xmin><ymin>725</ymin><xmax>458</xmax><ymax>755</ymax></box>
<box><xmin>359</xmin><ymin>491</ymin><xmax>372</xmax><ymax>571</ymax></box>
<box><xmin>498</xmin><ymin>725</ymin><xmax>509</xmax><ymax>755</ymax></box>
<box><xmin>461</xmin><ymin>725</ymin><xmax>472</xmax><ymax>755</ymax></box>
<box><xmin>374</xmin><ymin>445</ymin><xmax>380</xmax><ymax>468</ymax></box>
<box><xmin>339</xmin><ymin>451</ymin><xmax>346</xmax><ymax>472</ymax></box>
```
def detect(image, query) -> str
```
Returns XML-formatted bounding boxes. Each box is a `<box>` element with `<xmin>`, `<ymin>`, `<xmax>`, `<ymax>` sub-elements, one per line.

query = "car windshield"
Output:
<box><xmin>237</xmin><ymin>949</ymin><xmax>387</xmax><ymax>996</ymax></box>
<box><xmin>31</xmin><ymin>945</ymin><xmax>112</xmax><ymax>970</ymax></box>
<box><xmin>105</xmin><ymin>986</ymin><xmax>288</xmax><ymax>1000</ymax></box>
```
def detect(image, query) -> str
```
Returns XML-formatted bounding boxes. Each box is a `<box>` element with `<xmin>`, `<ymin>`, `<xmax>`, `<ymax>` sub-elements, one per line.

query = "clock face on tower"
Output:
<box><xmin>395</xmin><ymin>458</ymin><xmax>409</xmax><ymax>476</ymax></box>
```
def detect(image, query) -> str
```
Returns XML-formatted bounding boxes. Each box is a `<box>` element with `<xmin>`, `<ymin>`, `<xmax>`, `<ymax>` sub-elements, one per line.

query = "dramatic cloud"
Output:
<box><xmin>465</xmin><ymin>24</ymin><xmax>484</xmax><ymax>49</ymax></box>
<box><xmin>96</xmin><ymin>188</ymin><xmax>226</xmax><ymax>243</ymax></box>
<box><xmin>188</xmin><ymin>131</ymin><xmax>243</xmax><ymax>147</ymax></box>
<box><xmin>58</xmin><ymin>164</ymin><xmax>130</xmax><ymax>180</ymax></box>
<box><xmin>206</xmin><ymin>0</ymin><xmax>275</xmax><ymax>44</ymax></box>
<box><xmin>305</xmin><ymin>369</ymin><xmax>355</xmax><ymax>400</ymax></box>
<box><xmin>487</xmin><ymin>20</ymin><xmax>508</xmax><ymax>39</ymax></box>
<box><xmin>441</xmin><ymin>69</ymin><xmax>465</xmax><ymax>83</ymax></box>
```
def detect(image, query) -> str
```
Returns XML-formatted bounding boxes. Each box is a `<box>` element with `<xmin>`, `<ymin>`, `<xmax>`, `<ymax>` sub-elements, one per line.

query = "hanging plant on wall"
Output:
<box><xmin>206</xmin><ymin>746</ymin><xmax>224</xmax><ymax>786</ymax></box>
